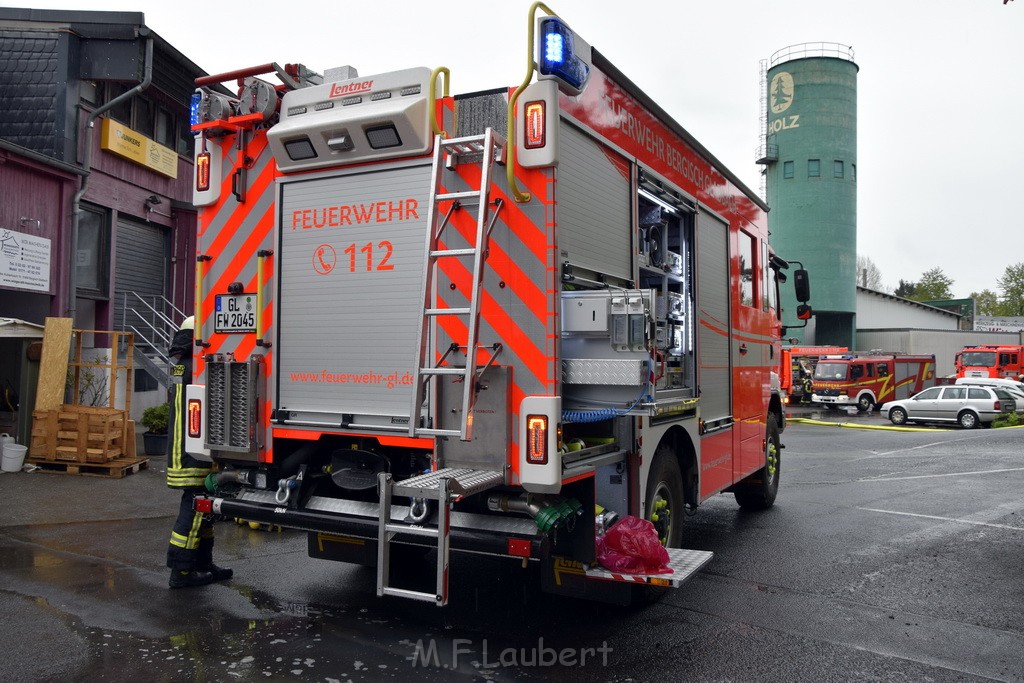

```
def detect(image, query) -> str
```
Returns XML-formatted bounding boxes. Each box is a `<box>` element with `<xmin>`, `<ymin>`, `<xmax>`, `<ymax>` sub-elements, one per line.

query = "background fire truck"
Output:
<box><xmin>780</xmin><ymin>345</ymin><xmax>847</xmax><ymax>405</ymax></box>
<box><xmin>811</xmin><ymin>353</ymin><xmax>935</xmax><ymax>412</ymax></box>
<box><xmin>955</xmin><ymin>345</ymin><xmax>1024</xmax><ymax>379</ymax></box>
<box><xmin>183</xmin><ymin>5</ymin><xmax>812</xmax><ymax>605</ymax></box>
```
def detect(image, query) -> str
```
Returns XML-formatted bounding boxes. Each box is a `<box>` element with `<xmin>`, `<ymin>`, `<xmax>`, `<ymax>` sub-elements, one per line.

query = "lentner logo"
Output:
<box><xmin>329</xmin><ymin>80</ymin><xmax>374</xmax><ymax>98</ymax></box>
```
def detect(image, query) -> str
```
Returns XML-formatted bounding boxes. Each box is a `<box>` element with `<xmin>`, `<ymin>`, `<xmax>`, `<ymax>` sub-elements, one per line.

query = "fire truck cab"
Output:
<box><xmin>183</xmin><ymin>7</ymin><xmax>812</xmax><ymax>606</ymax></box>
<box><xmin>956</xmin><ymin>345</ymin><xmax>1024</xmax><ymax>379</ymax></box>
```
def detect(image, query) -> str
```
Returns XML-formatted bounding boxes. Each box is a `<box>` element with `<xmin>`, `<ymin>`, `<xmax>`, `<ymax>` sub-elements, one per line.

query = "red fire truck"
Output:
<box><xmin>779</xmin><ymin>345</ymin><xmax>847</xmax><ymax>405</ymax></box>
<box><xmin>955</xmin><ymin>345</ymin><xmax>1024</xmax><ymax>379</ymax></box>
<box><xmin>183</xmin><ymin>6</ymin><xmax>812</xmax><ymax>605</ymax></box>
<box><xmin>811</xmin><ymin>354</ymin><xmax>935</xmax><ymax>412</ymax></box>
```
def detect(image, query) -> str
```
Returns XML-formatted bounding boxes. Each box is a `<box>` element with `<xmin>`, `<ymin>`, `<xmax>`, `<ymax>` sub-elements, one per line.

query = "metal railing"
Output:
<box><xmin>769</xmin><ymin>42</ymin><xmax>855</xmax><ymax>68</ymax></box>
<box><xmin>119</xmin><ymin>292</ymin><xmax>187</xmax><ymax>387</ymax></box>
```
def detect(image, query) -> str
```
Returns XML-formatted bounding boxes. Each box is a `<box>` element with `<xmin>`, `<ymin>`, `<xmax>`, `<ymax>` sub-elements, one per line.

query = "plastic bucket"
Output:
<box><xmin>2</xmin><ymin>443</ymin><xmax>27</xmax><ymax>472</ymax></box>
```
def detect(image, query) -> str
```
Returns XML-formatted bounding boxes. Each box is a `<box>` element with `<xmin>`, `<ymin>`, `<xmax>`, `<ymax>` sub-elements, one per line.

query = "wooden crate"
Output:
<box><xmin>31</xmin><ymin>404</ymin><xmax>127</xmax><ymax>463</ymax></box>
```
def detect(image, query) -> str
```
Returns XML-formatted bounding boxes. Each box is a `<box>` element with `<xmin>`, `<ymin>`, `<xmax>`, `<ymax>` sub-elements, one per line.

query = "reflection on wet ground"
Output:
<box><xmin>0</xmin><ymin>521</ymin><xmax>621</xmax><ymax>682</ymax></box>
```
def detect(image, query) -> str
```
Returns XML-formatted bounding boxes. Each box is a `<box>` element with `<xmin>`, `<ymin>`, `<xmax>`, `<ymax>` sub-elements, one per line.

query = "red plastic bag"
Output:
<box><xmin>595</xmin><ymin>515</ymin><xmax>672</xmax><ymax>575</ymax></box>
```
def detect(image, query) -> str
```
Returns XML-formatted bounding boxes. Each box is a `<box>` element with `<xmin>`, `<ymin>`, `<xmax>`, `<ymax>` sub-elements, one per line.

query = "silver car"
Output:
<box><xmin>881</xmin><ymin>385</ymin><xmax>1016</xmax><ymax>429</ymax></box>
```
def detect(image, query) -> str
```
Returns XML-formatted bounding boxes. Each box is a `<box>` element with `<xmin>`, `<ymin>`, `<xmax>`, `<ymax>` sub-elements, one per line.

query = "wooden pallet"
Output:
<box><xmin>26</xmin><ymin>456</ymin><xmax>148</xmax><ymax>479</ymax></box>
<box><xmin>31</xmin><ymin>405</ymin><xmax>128</xmax><ymax>463</ymax></box>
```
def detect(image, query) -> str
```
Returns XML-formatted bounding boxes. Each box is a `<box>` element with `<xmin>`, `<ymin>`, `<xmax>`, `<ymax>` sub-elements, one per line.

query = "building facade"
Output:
<box><xmin>0</xmin><ymin>8</ymin><xmax>203</xmax><ymax>335</ymax></box>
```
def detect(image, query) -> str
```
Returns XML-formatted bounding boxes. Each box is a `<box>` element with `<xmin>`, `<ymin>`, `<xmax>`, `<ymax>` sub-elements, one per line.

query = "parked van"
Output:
<box><xmin>955</xmin><ymin>377</ymin><xmax>1024</xmax><ymax>414</ymax></box>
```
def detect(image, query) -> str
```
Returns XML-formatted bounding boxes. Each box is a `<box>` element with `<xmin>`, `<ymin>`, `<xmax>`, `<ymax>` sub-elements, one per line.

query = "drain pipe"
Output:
<box><xmin>68</xmin><ymin>35</ymin><xmax>153</xmax><ymax>322</ymax></box>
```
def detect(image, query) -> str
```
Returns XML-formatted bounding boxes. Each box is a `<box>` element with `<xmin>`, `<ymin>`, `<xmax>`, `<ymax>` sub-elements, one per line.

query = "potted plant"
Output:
<box><xmin>140</xmin><ymin>402</ymin><xmax>170</xmax><ymax>456</ymax></box>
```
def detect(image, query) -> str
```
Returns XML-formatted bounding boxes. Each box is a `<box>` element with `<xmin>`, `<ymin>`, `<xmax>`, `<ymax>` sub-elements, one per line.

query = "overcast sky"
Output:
<box><xmin>17</xmin><ymin>0</ymin><xmax>1024</xmax><ymax>297</ymax></box>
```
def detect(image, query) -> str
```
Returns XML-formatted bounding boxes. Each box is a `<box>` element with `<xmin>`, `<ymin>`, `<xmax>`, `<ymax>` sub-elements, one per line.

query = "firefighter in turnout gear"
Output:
<box><xmin>165</xmin><ymin>316</ymin><xmax>232</xmax><ymax>588</ymax></box>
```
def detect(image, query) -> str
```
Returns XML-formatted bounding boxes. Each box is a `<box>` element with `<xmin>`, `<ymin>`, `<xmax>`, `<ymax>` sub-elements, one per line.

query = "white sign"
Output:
<box><xmin>214</xmin><ymin>294</ymin><xmax>256</xmax><ymax>333</ymax></box>
<box><xmin>0</xmin><ymin>228</ymin><xmax>51</xmax><ymax>293</ymax></box>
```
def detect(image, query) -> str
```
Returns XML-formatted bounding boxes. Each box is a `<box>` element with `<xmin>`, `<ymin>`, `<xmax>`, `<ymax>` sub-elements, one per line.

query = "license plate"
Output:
<box><xmin>214</xmin><ymin>294</ymin><xmax>256</xmax><ymax>333</ymax></box>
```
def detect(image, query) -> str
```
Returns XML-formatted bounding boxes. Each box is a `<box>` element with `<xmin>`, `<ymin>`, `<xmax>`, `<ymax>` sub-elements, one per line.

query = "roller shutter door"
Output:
<box><xmin>113</xmin><ymin>216</ymin><xmax>169</xmax><ymax>332</ymax></box>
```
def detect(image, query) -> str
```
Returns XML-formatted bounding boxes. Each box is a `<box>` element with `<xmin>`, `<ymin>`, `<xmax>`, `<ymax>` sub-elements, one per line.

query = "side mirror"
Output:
<box><xmin>794</xmin><ymin>268</ymin><xmax>810</xmax><ymax>303</ymax></box>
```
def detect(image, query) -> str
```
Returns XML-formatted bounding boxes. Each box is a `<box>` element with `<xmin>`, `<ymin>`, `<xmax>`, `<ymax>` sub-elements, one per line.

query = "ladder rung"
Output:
<box><xmin>430</xmin><ymin>248</ymin><xmax>477</xmax><ymax>257</ymax></box>
<box><xmin>384</xmin><ymin>523</ymin><xmax>439</xmax><ymax>538</ymax></box>
<box><xmin>425</xmin><ymin>308</ymin><xmax>470</xmax><ymax>316</ymax></box>
<box><xmin>414</xmin><ymin>428</ymin><xmax>461</xmax><ymax>438</ymax></box>
<box><xmin>420</xmin><ymin>367</ymin><xmax>466</xmax><ymax>376</ymax></box>
<box><xmin>436</xmin><ymin>191</ymin><xmax>479</xmax><ymax>201</ymax></box>
<box><xmin>381</xmin><ymin>586</ymin><xmax>440</xmax><ymax>603</ymax></box>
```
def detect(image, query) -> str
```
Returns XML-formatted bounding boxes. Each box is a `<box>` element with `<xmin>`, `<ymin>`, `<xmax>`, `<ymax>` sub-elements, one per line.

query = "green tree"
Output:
<box><xmin>909</xmin><ymin>267</ymin><xmax>954</xmax><ymax>302</ymax></box>
<box><xmin>996</xmin><ymin>262</ymin><xmax>1024</xmax><ymax>316</ymax></box>
<box><xmin>894</xmin><ymin>279</ymin><xmax>916</xmax><ymax>299</ymax></box>
<box><xmin>856</xmin><ymin>254</ymin><xmax>884</xmax><ymax>290</ymax></box>
<box><xmin>969</xmin><ymin>289</ymin><xmax>1002</xmax><ymax>317</ymax></box>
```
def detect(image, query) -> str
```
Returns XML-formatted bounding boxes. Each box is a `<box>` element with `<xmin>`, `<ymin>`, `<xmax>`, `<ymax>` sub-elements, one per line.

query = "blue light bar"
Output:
<box><xmin>190</xmin><ymin>92</ymin><xmax>204</xmax><ymax>127</ymax></box>
<box><xmin>538</xmin><ymin>17</ymin><xmax>590</xmax><ymax>94</ymax></box>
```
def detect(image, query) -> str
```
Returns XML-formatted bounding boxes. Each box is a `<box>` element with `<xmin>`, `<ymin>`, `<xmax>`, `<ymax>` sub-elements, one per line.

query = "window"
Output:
<box><xmin>739</xmin><ymin>232</ymin><xmax>755</xmax><ymax>307</ymax></box>
<box><xmin>783</xmin><ymin>161</ymin><xmax>794</xmax><ymax>179</ymax></box>
<box><xmin>808</xmin><ymin>159</ymin><xmax>820</xmax><ymax>177</ymax></box>
<box><xmin>967</xmin><ymin>388</ymin><xmax>989</xmax><ymax>400</ymax></box>
<box><xmin>850</xmin><ymin>364</ymin><xmax>864</xmax><ymax>380</ymax></box>
<box><xmin>877</xmin><ymin>363</ymin><xmax>889</xmax><ymax>376</ymax></box>
<box><xmin>866</xmin><ymin>364</ymin><xmax>874</xmax><ymax>378</ymax></box>
<box><xmin>942</xmin><ymin>387</ymin><xmax>966</xmax><ymax>400</ymax></box>
<box><xmin>134</xmin><ymin>97</ymin><xmax>155</xmax><ymax>139</ymax></box>
<box><xmin>76</xmin><ymin>205</ymin><xmax>110</xmax><ymax>298</ymax></box>
<box><xmin>834</xmin><ymin>160</ymin><xmax>844</xmax><ymax>178</ymax></box>
<box><xmin>915</xmin><ymin>387</ymin><xmax>942</xmax><ymax>400</ymax></box>
<box><xmin>155</xmin><ymin>107</ymin><xmax>174</xmax><ymax>147</ymax></box>
<box><xmin>106</xmin><ymin>83</ymin><xmax>132</xmax><ymax>125</ymax></box>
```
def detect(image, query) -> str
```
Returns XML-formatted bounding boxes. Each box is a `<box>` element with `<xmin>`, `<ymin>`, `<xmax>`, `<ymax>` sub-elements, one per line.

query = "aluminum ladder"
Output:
<box><xmin>408</xmin><ymin>129</ymin><xmax>506</xmax><ymax>441</ymax></box>
<box><xmin>376</xmin><ymin>468</ymin><xmax>504</xmax><ymax>605</ymax></box>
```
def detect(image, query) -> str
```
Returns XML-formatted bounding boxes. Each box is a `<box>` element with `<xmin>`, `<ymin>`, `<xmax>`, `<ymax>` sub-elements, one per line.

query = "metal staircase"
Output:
<box><xmin>408</xmin><ymin>129</ymin><xmax>506</xmax><ymax>442</ymax></box>
<box><xmin>376</xmin><ymin>467</ymin><xmax>504</xmax><ymax>605</ymax></box>
<box><xmin>119</xmin><ymin>292</ymin><xmax>186</xmax><ymax>389</ymax></box>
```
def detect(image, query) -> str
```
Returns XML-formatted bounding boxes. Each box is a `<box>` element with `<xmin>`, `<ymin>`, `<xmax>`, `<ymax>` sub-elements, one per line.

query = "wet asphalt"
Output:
<box><xmin>1</xmin><ymin>408</ymin><xmax>1023</xmax><ymax>682</ymax></box>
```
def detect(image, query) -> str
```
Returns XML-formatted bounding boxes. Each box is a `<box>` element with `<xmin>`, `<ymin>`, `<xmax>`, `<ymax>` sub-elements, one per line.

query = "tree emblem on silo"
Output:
<box><xmin>770</xmin><ymin>72</ymin><xmax>794</xmax><ymax>114</ymax></box>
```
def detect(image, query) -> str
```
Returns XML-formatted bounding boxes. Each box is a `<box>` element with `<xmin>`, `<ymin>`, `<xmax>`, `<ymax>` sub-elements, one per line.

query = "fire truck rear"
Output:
<box><xmin>811</xmin><ymin>353</ymin><xmax>935</xmax><ymax>412</ymax></box>
<box><xmin>183</xmin><ymin>7</ymin><xmax>812</xmax><ymax>605</ymax></box>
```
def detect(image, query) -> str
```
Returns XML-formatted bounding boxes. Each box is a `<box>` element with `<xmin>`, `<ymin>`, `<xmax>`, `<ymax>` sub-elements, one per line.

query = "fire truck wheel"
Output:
<box><xmin>733</xmin><ymin>421</ymin><xmax>781</xmax><ymax>511</ymax></box>
<box><xmin>856</xmin><ymin>394</ymin><xmax>875</xmax><ymax>413</ymax></box>
<box><xmin>645</xmin><ymin>447</ymin><xmax>684</xmax><ymax>549</ymax></box>
<box><xmin>957</xmin><ymin>410</ymin><xmax>980</xmax><ymax>429</ymax></box>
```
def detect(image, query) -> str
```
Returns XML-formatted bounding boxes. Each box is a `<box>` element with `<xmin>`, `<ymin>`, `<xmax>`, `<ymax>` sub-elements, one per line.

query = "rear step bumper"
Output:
<box><xmin>205</xmin><ymin>491</ymin><xmax>544</xmax><ymax>558</ymax></box>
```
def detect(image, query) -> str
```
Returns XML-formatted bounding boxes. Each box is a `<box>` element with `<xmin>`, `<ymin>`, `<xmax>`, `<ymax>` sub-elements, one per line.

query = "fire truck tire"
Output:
<box><xmin>733</xmin><ymin>421</ymin><xmax>780</xmax><ymax>511</ymax></box>
<box><xmin>957</xmin><ymin>410</ymin><xmax>980</xmax><ymax>429</ymax></box>
<box><xmin>645</xmin><ymin>447</ymin><xmax>684</xmax><ymax>549</ymax></box>
<box><xmin>856</xmin><ymin>394</ymin><xmax>875</xmax><ymax>412</ymax></box>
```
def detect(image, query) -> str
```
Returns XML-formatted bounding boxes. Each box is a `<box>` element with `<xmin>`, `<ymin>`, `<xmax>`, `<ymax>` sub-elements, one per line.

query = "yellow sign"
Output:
<box><xmin>100</xmin><ymin>118</ymin><xmax>178</xmax><ymax>179</ymax></box>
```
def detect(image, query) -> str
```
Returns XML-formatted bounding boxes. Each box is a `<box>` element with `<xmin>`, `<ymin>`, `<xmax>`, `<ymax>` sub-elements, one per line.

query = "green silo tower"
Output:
<box><xmin>760</xmin><ymin>44</ymin><xmax>858</xmax><ymax>347</ymax></box>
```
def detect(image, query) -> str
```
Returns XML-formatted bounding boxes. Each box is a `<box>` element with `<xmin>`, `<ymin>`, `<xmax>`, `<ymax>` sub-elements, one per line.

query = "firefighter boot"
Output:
<box><xmin>206</xmin><ymin>563</ymin><xmax>233</xmax><ymax>582</ymax></box>
<box><xmin>169</xmin><ymin>569</ymin><xmax>214</xmax><ymax>589</ymax></box>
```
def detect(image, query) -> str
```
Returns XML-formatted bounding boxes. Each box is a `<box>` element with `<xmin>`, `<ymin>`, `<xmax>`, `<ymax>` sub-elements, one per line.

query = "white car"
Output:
<box><xmin>955</xmin><ymin>377</ymin><xmax>1024</xmax><ymax>414</ymax></box>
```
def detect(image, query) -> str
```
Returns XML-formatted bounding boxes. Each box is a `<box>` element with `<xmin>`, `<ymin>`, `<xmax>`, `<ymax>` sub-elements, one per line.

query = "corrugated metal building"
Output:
<box><xmin>855</xmin><ymin>287</ymin><xmax>1022</xmax><ymax>376</ymax></box>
